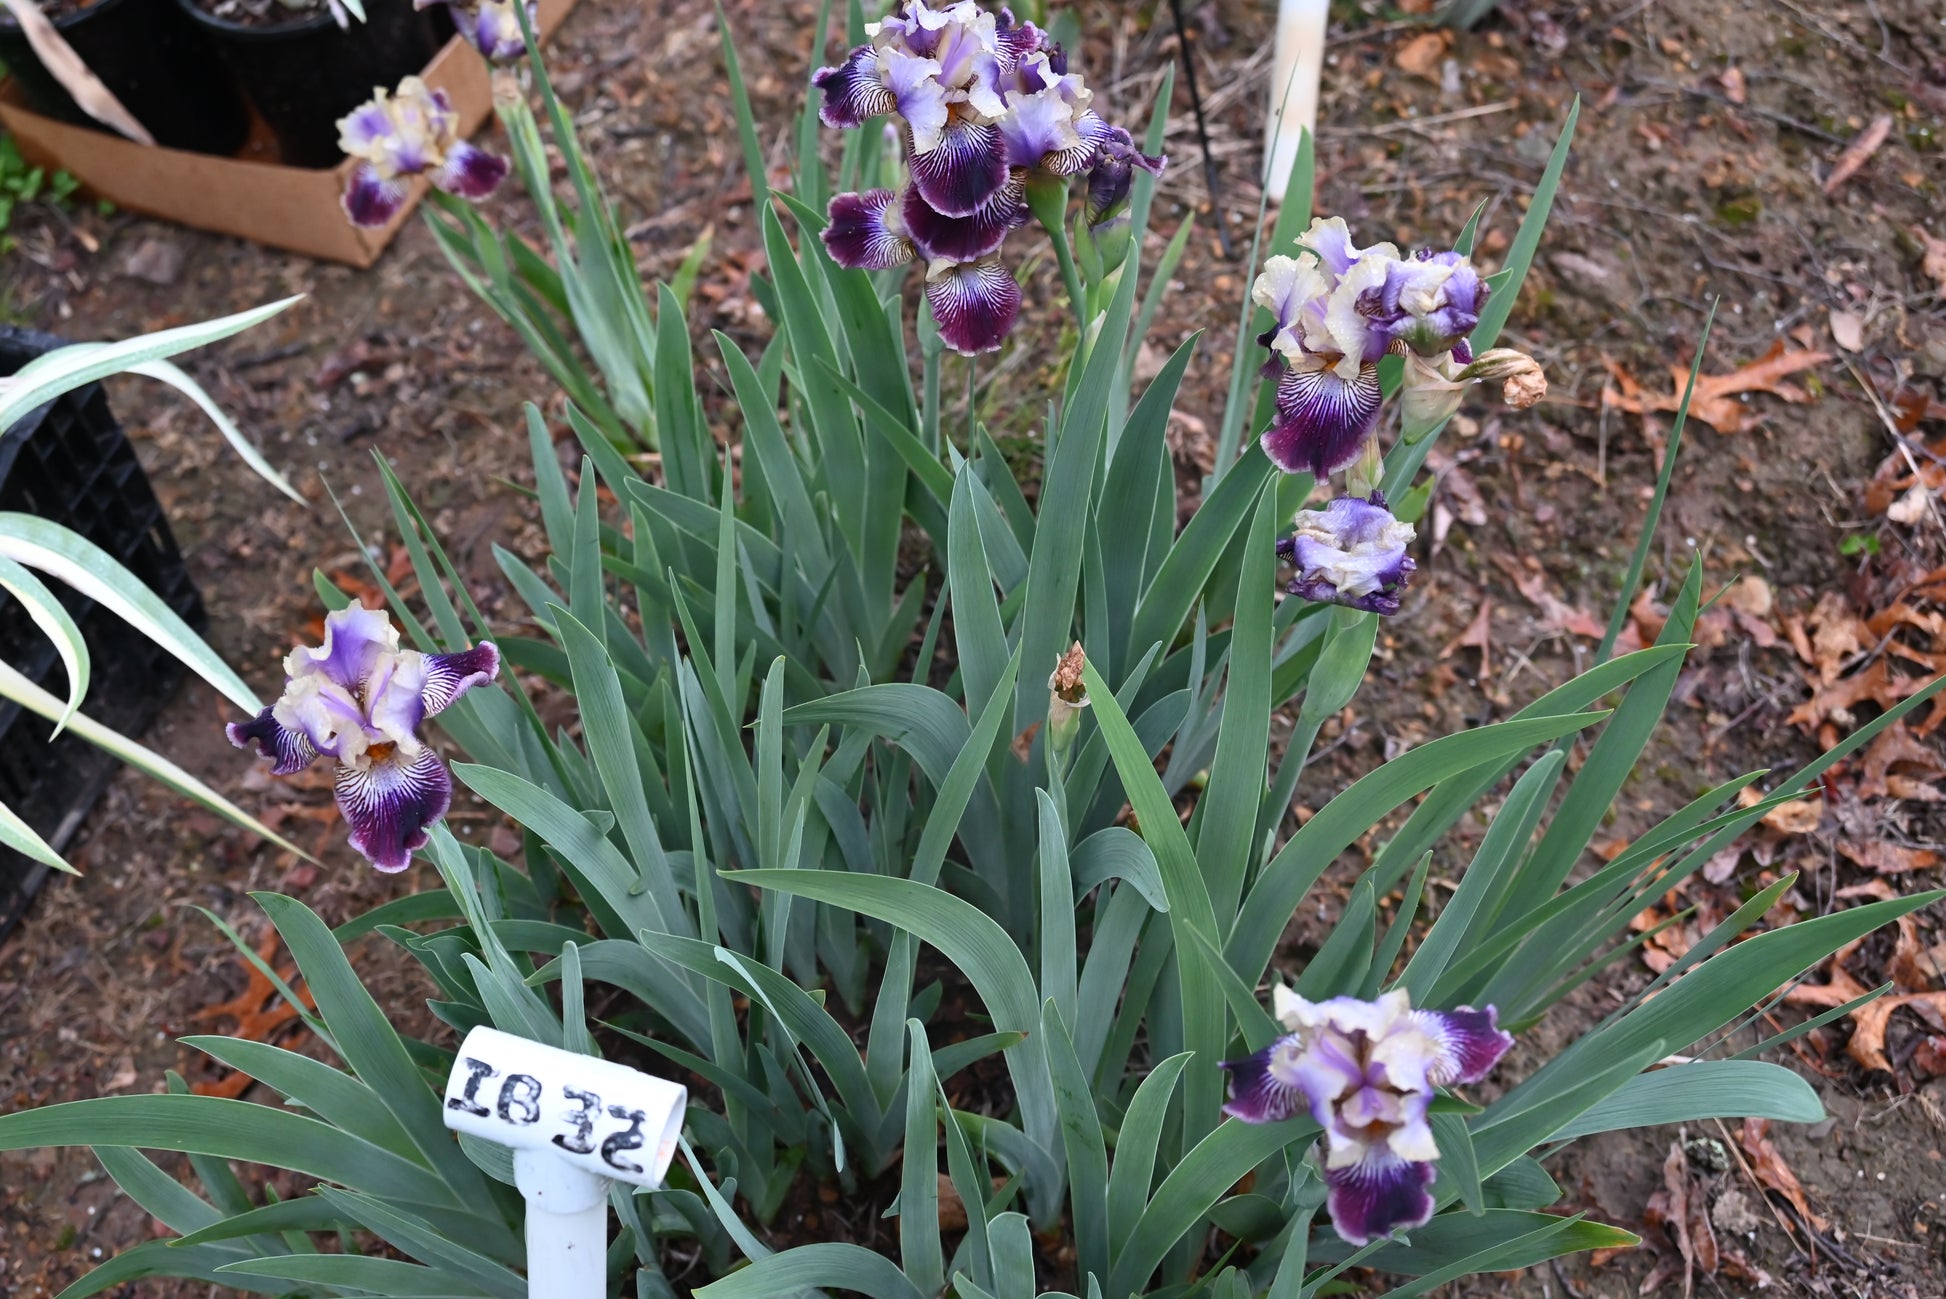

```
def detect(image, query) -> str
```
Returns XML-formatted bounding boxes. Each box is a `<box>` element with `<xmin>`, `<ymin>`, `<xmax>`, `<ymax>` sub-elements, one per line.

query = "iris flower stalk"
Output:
<box><xmin>1222</xmin><ymin>987</ymin><xmax>1513</xmax><ymax>1246</ymax></box>
<box><xmin>228</xmin><ymin>606</ymin><xmax>500</xmax><ymax>872</ymax></box>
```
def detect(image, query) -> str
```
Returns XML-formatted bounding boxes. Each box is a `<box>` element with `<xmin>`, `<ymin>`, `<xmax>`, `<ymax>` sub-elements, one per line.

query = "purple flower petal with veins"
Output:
<box><xmin>1324</xmin><ymin>1153</ymin><xmax>1438</xmax><ymax>1247</ymax></box>
<box><xmin>1412</xmin><ymin>1006</ymin><xmax>1513</xmax><ymax>1086</ymax></box>
<box><xmin>230</xmin><ymin>605</ymin><xmax>498</xmax><ymax>872</ymax></box>
<box><xmin>910</xmin><ymin>116</ymin><xmax>1008</xmax><ymax>217</ymax></box>
<box><xmin>226</xmin><ymin>709</ymin><xmax>319</xmax><ymax>776</ymax></box>
<box><xmin>1261</xmin><ymin>362</ymin><xmax>1384</xmax><ymax>478</ymax></box>
<box><xmin>903</xmin><ymin>177</ymin><xmax>1025</xmax><ymax>262</ymax></box>
<box><xmin>814</xmin><ymin>44</ymin><xmax>894</xmax><ymax>127</ymax></box>
<box><xmin>926</xmin><ymin>257</ymin><xmax>1020</xmax><ymax>354</ymax></box>
<box><xmin>342</xmin><ymin>164</ymin><xmax>410</xmax><ymax>228</ymax></box>
<box><xmin>337</xmin><ymin>747</ymin><xmax>453</xmax><ymax>873</ymax></box>
<box><xmin>823</xmin><ymin>189</ymin><xmax>919</xmax><ymax>269</ymax></box>
<box><xmin>437</xmin><ymin>141</ymin><xmax>511</xmax><ymax>200</ymax></box>
<box><xmin>1220</xmin><ymin>1038</ymin><xmax>1310</xmax><ymax>1124</ymax></box>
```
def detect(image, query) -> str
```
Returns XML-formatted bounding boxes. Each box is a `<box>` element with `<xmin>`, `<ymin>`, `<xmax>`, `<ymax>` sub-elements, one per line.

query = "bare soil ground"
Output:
<box><xmin>3</xmin><ymin>0</ymin><xmax>1945</xmax><ymax>1295</ymax></box>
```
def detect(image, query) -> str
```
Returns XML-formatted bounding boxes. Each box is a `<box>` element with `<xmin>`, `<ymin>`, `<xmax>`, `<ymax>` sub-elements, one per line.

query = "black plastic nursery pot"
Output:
<box><xmin>0</xmin><ymin>0</ymin><xmax>250</xmax><ymax>155</ymax></box>
<box><xmin>0</xmin><ymin>328</ymin><xmax>204</xmax><ymax>945</ymax></box>
<box><xmin>179</xmin><ymin>0</ymin><xmax>450</xmax><ymax>169</ymax></box>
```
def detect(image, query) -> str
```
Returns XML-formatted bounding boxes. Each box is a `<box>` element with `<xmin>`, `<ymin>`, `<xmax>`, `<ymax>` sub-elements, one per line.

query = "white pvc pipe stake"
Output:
<box><xmin>1265</xmin><ymin>0</ymin><xmax>1329</xmax><ymax>202</ymax></box>
<box><xmin>442</xmin><ymin>1026</ymin><xmax>688</xmax><ymax>1299</ymax></box>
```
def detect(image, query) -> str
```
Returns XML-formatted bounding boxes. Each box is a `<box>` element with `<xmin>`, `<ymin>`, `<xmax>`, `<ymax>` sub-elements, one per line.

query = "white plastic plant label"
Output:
<box><xmin>441</xmin><ymin>1026</ymin><xmax>688</xmax><ymax>1189</ymax></box>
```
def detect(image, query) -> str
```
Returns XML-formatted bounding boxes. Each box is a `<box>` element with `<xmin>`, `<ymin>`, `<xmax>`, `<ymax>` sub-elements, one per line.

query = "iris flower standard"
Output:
<box><xmin>814</xmin><ymin>1</ymin><xmax>1162</xmax><ymax>354</ymax></box>
<box><xmin>337</xmin><ymin>77</ymin><xmax>510</xmax><ymax>228</ymax></box>
<box><xmin>1222</xmin><ymin>988</ymin><xmax>1513</xmax><ymax>1246</ymax></box>
<box><xmin>227</xmin><ymin>606</ymin><xmax>500</xmax><ymax>872</ymax></box>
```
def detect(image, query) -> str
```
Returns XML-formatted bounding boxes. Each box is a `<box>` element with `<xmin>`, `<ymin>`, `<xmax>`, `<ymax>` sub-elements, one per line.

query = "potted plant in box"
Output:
<box><xmin>178</xmin><ymin>0</ymin><xmax>451</xmax><ymax>167</ymax></box>
<box><xmin>0</xmin><ymin>0</ymin><xmax>249</xmax><ymax>154</ymax></box>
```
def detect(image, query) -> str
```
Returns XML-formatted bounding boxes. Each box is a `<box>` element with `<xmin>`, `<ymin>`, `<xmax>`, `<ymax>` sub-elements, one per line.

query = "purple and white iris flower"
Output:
<box><xmin>1276</xmin><ymin>492</ymin><xmax>1417</xmax><ymax>617</ymax></box>
<box><xmin>1221</xmin><ymin>987</ymin><xmax>1513</xmax><ymax>1247</ymax></box>
<box><xmin>1365</xmin><ymin>249</ymin><xmax>1487</xmax><ymax>359</ymax></box>
<box><xmin>813</xmin><ymin>2</ymin><xmax>1162</xmax><ymax>354</ymax></box>
<box><xmin>1253</xmin><ymin>220</ymin><xmax>1531</xmax><ymax>476</ymax></box>
<box><xmin>1252</xmin><ymin>219</ymin><xmax>1400</xmax><ymax>477</ymax></box>
<box><xmin>417</xmin><ymin>0</ymin><xmax>535</xmax><ymax>62</ymax></box>
<box><xmin>337</xmin><ymin>77</ymin><xmax>509</xmax><ymax>228</ymax></box>
<box><xmin>228</xmin><ymin>606</ymin><xmax>500</xmax><ymax>873</ymax></box>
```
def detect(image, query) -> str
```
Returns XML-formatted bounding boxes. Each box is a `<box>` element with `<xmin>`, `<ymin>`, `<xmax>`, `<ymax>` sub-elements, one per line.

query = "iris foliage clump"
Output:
<box><xmin>0</xmin><ymin>4</ymin><xmax>1934</xmax><ymax>1297</ymax></box>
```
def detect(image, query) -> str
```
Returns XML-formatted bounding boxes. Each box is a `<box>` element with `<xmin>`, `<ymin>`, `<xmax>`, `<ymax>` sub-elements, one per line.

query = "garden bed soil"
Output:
<box><xmin>2</xmin><ymin>0</ymin><xmax>1945</xmax><ymax>1295</ymax></box>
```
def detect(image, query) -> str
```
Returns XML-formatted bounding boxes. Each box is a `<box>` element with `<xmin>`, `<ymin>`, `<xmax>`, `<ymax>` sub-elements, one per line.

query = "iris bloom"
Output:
<box><xmin>1221</xmin><ymin>988</ymin><xmax>1513</xmax><ymax>1247</ymax></box>
<box><xmin>228</xmin><ymin>607</ymin><xmax>500</xmax><ymax>872</ymax></box>
<box><xmin>1253</xmin><ymin>221</ymin><xmax>1525</xmax><ymax>476</ymax></box>
<box><xmin>814</xmin><ymin>1</ymin><xmax>1161</xmax><ymax>354</ymax></box>
<box><xmin>337</xmin><ymin>77</ymin><xmax>509</xmax><ymax>228</ymax></box>
<box><xmin>1276</xmin><ymin>492</ymin><xmax>1416</xmax><ymax>616</ymax></box>
<box><xmin>417</xmin><ymin>0</ymin><xmax>535</xmax><ymax>62</ymax></box>
<box><xmin>1252</xmin><ymin>219</ymin><xmax>1399</xmax><ymax>477</ymax></box>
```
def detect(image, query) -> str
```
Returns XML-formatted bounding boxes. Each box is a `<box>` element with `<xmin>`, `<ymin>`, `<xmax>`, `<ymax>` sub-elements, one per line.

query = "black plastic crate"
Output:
<box><xmin>0</xmin><ymin>328</ymin><xmax>205</xmax><ymax>944</ymax></box>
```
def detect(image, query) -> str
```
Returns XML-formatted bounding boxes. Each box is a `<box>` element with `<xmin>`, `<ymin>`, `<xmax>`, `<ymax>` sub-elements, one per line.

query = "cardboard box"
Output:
<box><xmin>0</xmin><ymin>0</ymin><xmax>578</xmax><ymax>267</ymax></box>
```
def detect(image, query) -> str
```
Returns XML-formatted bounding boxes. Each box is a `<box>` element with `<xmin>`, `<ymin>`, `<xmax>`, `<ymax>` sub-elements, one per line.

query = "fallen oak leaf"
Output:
<box><xmin>1858</xmin><ymin>721</ymin><xmax>1945</xmax><ymax>800</ymax></box>
<box><xmin>1739</xmin><ymin>1118</ymin><xmax>1827</xmax><ymax>1232</ymax></box>
<box><xmin>1491</xmin><ymin>555</ymin><xmax>1606</xmax><ymax>639</ymax></box>
<box><xmin>1601</xmin><ymin>341</ymin><xmax>1830</xmax><ymax>436</ymax></box>
<box><xmin>1835</xmin><ymin>839</ymin><xmax>1941</xmax><ymax>874</ymax></box>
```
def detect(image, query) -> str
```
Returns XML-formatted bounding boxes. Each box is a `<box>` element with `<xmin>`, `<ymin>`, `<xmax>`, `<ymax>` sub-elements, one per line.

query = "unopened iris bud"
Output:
<box><xmin>1046</xmin><ymin>641</ymin><xmax>1090</xmax><ymax>755</ymax></box>
<box><xmin>1343</xmin><ymin>436</ymin><xmax>1384</xmax><ymax>499</ymax></box>
<box><xmin>1459</xmin><ymin>347</ymin><xmax>1548</xmax><ymax>408</ymax></box>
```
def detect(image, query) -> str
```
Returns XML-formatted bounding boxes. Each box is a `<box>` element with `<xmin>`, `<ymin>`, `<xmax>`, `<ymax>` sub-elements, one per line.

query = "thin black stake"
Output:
<box><xmin>1166</xmin><ymin>0</ymin><xmax>1235</xmax><ymax>259</ymax></box>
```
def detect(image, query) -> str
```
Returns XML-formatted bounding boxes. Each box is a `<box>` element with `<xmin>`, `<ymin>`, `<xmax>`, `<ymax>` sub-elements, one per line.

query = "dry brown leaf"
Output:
<box><xmin>0</xmin><ymin>0</ymin><xmax>154</xmax><ymax>144</ymax></box>
<box><xmin>1739</xmin><ymin>1118</ymin><xmax>1827</xmax><ymax>1231</ymax></box>
<box><xmin>1916</xmin><ymin>226</ymin><xmax>1946</xmax><ymax>300</ymax></box>
<box><xmin>1438</xmin><ymin>597</ymin><xmax>1492</xmax><ymax>678</ymax></box>
<box><xmin>1829</xmin><ymin>309</ymin><xmax>1865</xmax><ymax>352</ymax></box>
<box><xmin>1788</xmin><ymin>659</ymin><xmax>1926</xmax><ymax>732</ymax></box>
<box><xmin>1393</xmin><ymin>31</ymin><xmax>1449</xmax><ymax>81</ymax></box>
<box><xmin>1492</xmin><ymin>556</ymin><xmax>1605</xmax><ymax>639</ymax></box>
<box><xmin>936</xmin><ymin>1173</ymin><xmax>968</xmax><ymax>1232</ymax></box>
<box><xmin>1723</xmin><ymin>575</ymin><xmax>1773</xmax><ymax>619</ymax></box>
<box><xmin>1601</xmin><ymin>341</ymin><xmax>1830</xmax><ymax>436</ymax></box>
<box><xmin>1858</xmin><ymin>721</ymin><xmax>1945</xmax><ymax>800</ymax></box>
<box><xmin>1822</xmin><ymin>114</ymin><xmax>1893</xmax><ymax>195</ymax></box>
<box><xmin>1836</xmin><ymin>838</ymin><xmax>1941</xmax><ymax>874</ymax></box>
<box><xmin>1760</xmin><ymin>798</ymin><xmax>1822</xmax><ymax>836</ymax></box>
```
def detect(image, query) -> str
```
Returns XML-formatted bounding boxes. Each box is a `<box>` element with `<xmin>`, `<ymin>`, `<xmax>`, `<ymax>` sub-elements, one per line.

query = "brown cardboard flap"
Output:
<box><xmin>0</xmin><ymin>0</ymin><xmax>579</xmax><ymax>267</ymax></box>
